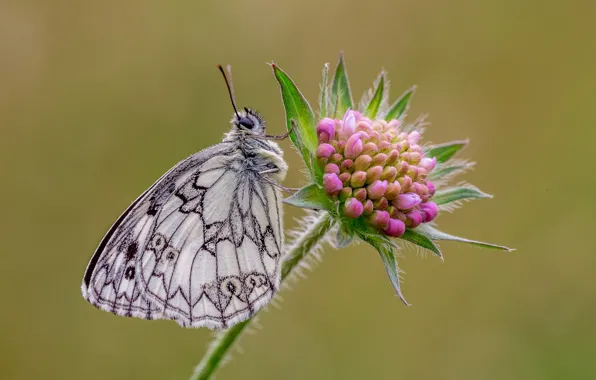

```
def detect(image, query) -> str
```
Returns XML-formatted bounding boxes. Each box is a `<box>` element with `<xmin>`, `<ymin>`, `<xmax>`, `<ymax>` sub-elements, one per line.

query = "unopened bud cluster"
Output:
<box><xmin>317</xmin><ymin>110</ymin><xmax>439</xmax><ymax>237</ymax></box>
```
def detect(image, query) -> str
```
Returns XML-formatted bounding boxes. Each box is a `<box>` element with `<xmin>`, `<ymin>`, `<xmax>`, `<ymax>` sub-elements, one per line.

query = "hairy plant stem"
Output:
<box><xmin>190</xmin><ymin>212</ymin><xmax>333</xmax><ymax>380</ymax></box>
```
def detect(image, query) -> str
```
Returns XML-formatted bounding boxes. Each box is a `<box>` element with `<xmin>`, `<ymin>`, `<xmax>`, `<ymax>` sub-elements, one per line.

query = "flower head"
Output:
<box><xmin>275</xmin><ymin>55</ymin><xmax>512</xmax><ymax>308</ymax></box>
<box><xmin>315</xmin><ymin>110</ymin><xmax>438</xmax><ymax>238</ymax></box>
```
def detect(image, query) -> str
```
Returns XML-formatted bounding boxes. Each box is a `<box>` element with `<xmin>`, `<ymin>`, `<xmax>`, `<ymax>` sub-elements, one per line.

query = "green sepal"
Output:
<box><xmin>283</xmin><ymin>183</ymin><xmax>334</xmax><ymax>211</ymax></box>
<box><xmin>272</xmin><ymin>64</ymin><xmax>320</xmax><ymax>179</ymax></box>
<box><xmin>415</xmin><ymin>224</ymin><xmax>514</xmax><ymax>251</ymax></box>
<box><xmin>358</xmin><ymin>232</ymin><xmax>409</xmax><ymax>305</ymax></box>
<box><xmin>385</xmin><ymin>85</ymin><xmax>416</xmax><ymax>121</ymax></box>
<box><xmin>330</xmin><ymin>53</ymin><xmax>354</xmax><ymax>118</ymax></box>
<box><xmin>433</xmin><ymin>185</ymin><xmax>492</xmax><ymax>205</ymax></box>
<box><xmin>363</xmin><ymin>72</ymin><xmax>385</xmax><ymax>119</ymax></box>
<box><xmin>400</xmin><ymin>229</ymin><xmax>443</xmax><ymax>260</ymax></box>
<box><xmin>319</xmin><ymin>63</ymin><xmax>329</xmax><ymax>119</ymax></box>
<box><xmin>425</xmin><ymin>140</ymin><xmax>469</xmax><ymax>163</ymax></box>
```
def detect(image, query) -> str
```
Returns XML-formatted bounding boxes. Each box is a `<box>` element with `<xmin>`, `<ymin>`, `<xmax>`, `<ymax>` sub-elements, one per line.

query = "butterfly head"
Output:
<box><xmin>218</xmin><ymin>64</ymin><xmax>267</xmax><ymax>136</ymax></box>
<box><xmin>232</xmin><ymin>107</ymin><xmax>266</xmax><ymax>135</ymax></box>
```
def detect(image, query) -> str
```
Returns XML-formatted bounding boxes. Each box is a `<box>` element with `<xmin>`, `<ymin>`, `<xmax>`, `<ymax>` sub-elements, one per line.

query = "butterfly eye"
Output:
<box><xmin>238</xmin><ymin>117</ymin><xmax>254</xmax><ymax>129</ymax></box>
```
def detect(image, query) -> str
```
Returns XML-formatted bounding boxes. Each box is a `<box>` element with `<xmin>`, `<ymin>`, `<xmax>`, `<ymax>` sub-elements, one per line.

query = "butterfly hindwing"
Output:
<box><xmin>136</xmin><ymin>151</ymin><xmax>283</xmax><ymax>329</ymax></box>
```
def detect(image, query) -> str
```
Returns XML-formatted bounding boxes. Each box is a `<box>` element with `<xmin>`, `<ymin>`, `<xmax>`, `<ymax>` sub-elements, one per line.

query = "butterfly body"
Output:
<box><xmin>82</xmin><ymin>108</ymin><xmax>287</xmax><ymax>329</ymax></box>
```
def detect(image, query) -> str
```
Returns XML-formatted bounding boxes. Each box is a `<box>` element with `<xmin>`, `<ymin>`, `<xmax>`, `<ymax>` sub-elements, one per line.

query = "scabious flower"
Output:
<box><xmin>317</xmin><ymin>109</ymin><xmax>438</xmax><ymax>238</ymax></box>
<box><xmin>274</xmin><ymin>54</ymin><xmax>512</xmax><ymax>305</ymax></box>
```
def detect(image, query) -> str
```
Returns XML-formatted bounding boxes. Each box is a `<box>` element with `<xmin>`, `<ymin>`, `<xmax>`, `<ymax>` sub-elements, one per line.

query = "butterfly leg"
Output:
<box><xmin>258</xmin><ymin>169</ymin><xmax>298</xmax><ymax>193</ymax></box>
<box><xmin>254</xmin><ymin>120</ymin><xmax>296</xmax><ymax>141</ymax></box>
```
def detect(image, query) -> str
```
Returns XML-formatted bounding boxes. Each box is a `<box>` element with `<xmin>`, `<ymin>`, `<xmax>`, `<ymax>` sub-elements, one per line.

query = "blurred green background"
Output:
<box><xmin>1</xmin><ymin>0</ymin><xmax>595</xmax><ymax>379</ymax></box>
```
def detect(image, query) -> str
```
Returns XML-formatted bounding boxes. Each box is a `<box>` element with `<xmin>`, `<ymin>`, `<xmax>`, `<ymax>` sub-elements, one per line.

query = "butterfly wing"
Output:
<box><xmin>81</xmin><ymin>142</ymin><xmax>237</xmax><ymax>320</ymax></box>
<box><xmin>136</xmin><ymin>150</ymin><xmax>284</xmax><ymax>329</ymax></box>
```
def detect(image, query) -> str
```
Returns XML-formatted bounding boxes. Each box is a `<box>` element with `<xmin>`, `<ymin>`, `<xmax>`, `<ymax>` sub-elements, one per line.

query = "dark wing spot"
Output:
<box><xmin>126</xmin><ymin>242</ymin><xmax>138</xmax><ymax>261</ymax></box>
<box><xmin>124</xmin><ymin>267</ymin><xmax>136</xmax><ymax>280</ymax></box>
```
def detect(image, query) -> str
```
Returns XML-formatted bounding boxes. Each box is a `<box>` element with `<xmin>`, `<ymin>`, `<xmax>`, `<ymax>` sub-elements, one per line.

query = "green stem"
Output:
<box><xmin>190</xmin><ymin>212</ymin><xmax>333</xmax><ymax>380</ymax></box>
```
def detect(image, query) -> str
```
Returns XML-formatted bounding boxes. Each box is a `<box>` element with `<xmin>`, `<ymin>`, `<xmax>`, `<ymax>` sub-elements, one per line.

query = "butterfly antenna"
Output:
<box><xmin>218</xmin><ymin>64</ymin><xmax>240</xmax><ymax>118</ymax></box>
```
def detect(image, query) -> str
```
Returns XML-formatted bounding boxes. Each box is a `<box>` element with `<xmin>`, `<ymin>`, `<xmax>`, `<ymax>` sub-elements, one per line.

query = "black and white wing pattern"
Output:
<box><xmin>136</xmin><ymin>149</ymin><xmax>284</xmax><ymax>329</ymax></box>
<box><xmin>82</xmin><ymin>141</ymin><xmax>284</xmax><ymax>330</ymax></box>
<box><xmin>81</xmin><ymin>142</ymin><xmax>235</xmax><ymax>321</ymax></box>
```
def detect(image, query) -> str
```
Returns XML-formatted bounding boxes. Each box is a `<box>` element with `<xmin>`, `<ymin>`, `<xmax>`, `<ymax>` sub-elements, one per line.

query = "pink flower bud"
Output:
<box><xmin>386</xmin><ymin>206</ymin><xmax>398</xmax><ymax>219</ymax></box>
<box><xmin>387</xmin><ymin>150</ymin><xmax>400</xmax><ymax>165</ymax></box>
<box><xmin>317</xmin><ymin>118</ymin><xmax>336</xmax><ymax>142</ymax></box>
<box><xmin>356</xmin><ymin>120</ymin><xmax>373</xmax><ymax>133</ymax></box>
<box><xmin>409</xmin><ymin>152</ymin><xmax>422</xmax><ymax>164</ymax></box>
<box><xmin>367</xmin><ymin>180</ymin><xmax>388</xmax><ymax>200</ymax></box>
<box><xmin>344</xmin><ymin>198</ymin><xmax>364</xmax><ymax>218</ymax></box>
<box><xmin>324</xmin><ymin>163</ymin><xmax>340</xmax><ymax>175</ymax></box>
<box><xmin>363</xmin><ymin>199</ymin><xmax>374</xmax><ymax>215</ymax></box>
<box><xmin>419</xmin><ymin>156</ymin><xmax>437</xmax><ymax>172</ymax></box>
<box><xmin>365</xmin><ymin>166</ymin><xmax>383</xmax><ymax>184</ymax></box>
<box><xmin>385</xmin><ymin>218</ymin><xmax>406</xmax><ymax>237</ymax></box>
<box><xmin>396</xmin><ymin>192</ymin><xmax>422</xmax><ymax>210</ymax></box>
<box><xmin>381</xmin><ymin>166</ymin><xmax>397</xmax><ymax>182</ymax></box>
<box><xmin>345</xmin><ymin>132</ymin><xmax>368</xmax><ymax>159</ymax></box>
<box><xmin>372</xmin><ymin>153</ymin><xmax>387</xmax><ymax>166</ymax></box>
<box><xmin>420</xmin><ymin>202</ymin><xmax>438</xmax><ymax>222</ymax></box>
<box><xmin>385</xmin><ymin>181</ymin><xmax>402</xmax><ymax>200</ymax></box>
<box><xmin>323</xmin><ymin>173</ymin><xmax>343</xmax><ymax>195</ymax></box>
<box><xmin>330</xmin><ymin>153</ymin><xmax>343</xmax><ymax>164</ymax></box>
<box><xmin>369</xmin><ymin>131</ymin><xmax>381</xmax><ymax>143</ymax></box>
<box><xmin>427</xmin><ymin>181</ymin><xmax>436</xmax><ymax>196</ymax></box>
<box><xmin>397</xmin><ymin>175</ymin><xmax>412</xmax><ymax>191</ymax></box>
<box><xmin>341</xmin><ymin>109</ymin><xmax>357</xmax><ymax>138</ymax></box>
<box><xmin>369</xmin><ymin>210</ymin><xmax>390</xmax><ymax>230</ymax></box>
<box><xmin>406</xmin><ymin>165</ymin><xmax>420</xmax><ymax>181</ymax></box>
<box><xmin>405</xmin><ymin>209</ymin><xmax>424</xmax><ymax>228</ymax></box>
<box><xmin>339</xmin><ymin>172</ymin><xmax>351</xmax><ymax>186</ymax></box>
<box><xmin>340</xmin><ymin>159</ymin><xmax>354</xmax><ymax>172</ymax></box>
<box><xmin>362</xmin><ymin>142</ymin><xmax>379</xmax><ymax>154</ymax></box>
<box><xmin>408</xmin><ymin>131</ymin><xmax>421</xmax><ymax>144</ymax></box>
<box><xmin>354</xmin><ymin>188</ymin><xmax>367</xmax><ymax>202</ymax></box>
<box><xmin>378</xmin><ymin>141</ymin><xmax>391</xmax><ymax>150</ymax></box>
<box><xmin>350</xmin><ymin>171</ymin><xmax>367</xmax><ymax>188</ymax></box>
<box><xmin>354</xmin><ymin>155</ymin><xmax>372</xmax><ymax>171</ymax></box>
<box><xmin>397</xmin><ymin>160</ymin><xmax>409</xmax><ymax>174</ymax></box>
<box><xmin>373</xmin><ymin>197</ymin><xmax>389</xmax><ymax>210</ymax></box>
<box><xmin>316</xmin><ymin>143</ymin><xmax>335</xmax><ymax>159</ymax></box>
<box><xmin>339</xmin><ymin>187</ymin><xmax>352</xmax><ymax>201</ymax></box>
<box><xmin>388</xmin><ymin>119</ymin><xmax>401</xmax><ymax>128</ymax></box>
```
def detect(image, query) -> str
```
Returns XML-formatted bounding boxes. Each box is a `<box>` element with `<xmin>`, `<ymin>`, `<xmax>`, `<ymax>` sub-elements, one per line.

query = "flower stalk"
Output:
<box><xmin>191</xmin><ymin>213</ymin><xmax>333</xmax><ymax>380</ymax></box>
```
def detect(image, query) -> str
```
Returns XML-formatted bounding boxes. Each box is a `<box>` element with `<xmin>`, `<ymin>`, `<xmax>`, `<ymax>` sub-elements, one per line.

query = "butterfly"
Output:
<box><xmin>81</xmin><ymin>65</ymin><xmax>291</xmax><ymax>330</ymax></box>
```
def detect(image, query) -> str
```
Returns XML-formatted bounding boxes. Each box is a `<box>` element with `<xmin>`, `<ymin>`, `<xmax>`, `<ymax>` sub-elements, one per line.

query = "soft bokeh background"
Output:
<box><xmin>2</xmin><ymin>0</ymin><xmax>595</xmax><ymax>379</ymax></box>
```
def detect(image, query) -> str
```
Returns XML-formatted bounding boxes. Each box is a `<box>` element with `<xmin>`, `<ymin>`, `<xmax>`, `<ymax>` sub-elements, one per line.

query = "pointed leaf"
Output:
<box><xmin>416</xmin><ymin>224</ymin><xmax>514</xmax><ymax>251</ymax></box>
<box><xmin>319</xmin><ymin>63</ymin><xmax>329</xmax><ymax>118</ymax></box>
<box><xmin>385</xmin><ymin>85</ymin><xmax>416</xmax><ymax>121</ymax></box>
<box><xmin>428</xmin><ymin>161</ymin><xmax>474</xmax><ymax>181</ymax></box>
<box><xmin>433</xmin><ymin>185</ymin><xmax>492</xmax><ymax>205</ymax></box>
<box><xmin>400</xmin><ymin>229</ymin><xmax>443</xmax><ymax>260</ymax></box>
<box><xmin>425</xmin><ymin>140</ymin><xmax>469</xmax><ymax>163</ymax></box>
<box><xmin>330</xmin><ymin>53</ymin><xmax>354</xmax><ymax>118</ymax></box>
<box><xmin>283</xmin><ymin>183</ymin><xmax>333</xmax><ymax>211</ymax></box>
<box><xmin>359</xmin><ymin>233</ymin><xmax>408</xmax><ymax>305</ymax></box>
<box><xmin>364</xmin><ymin>72</ymin><xmax>385</xmax><ymax>118</ymax></box>
<box><xmin>272</xmin><ymin>64</ymin><xmax>319</xmax><ymax>178</ymax></box>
